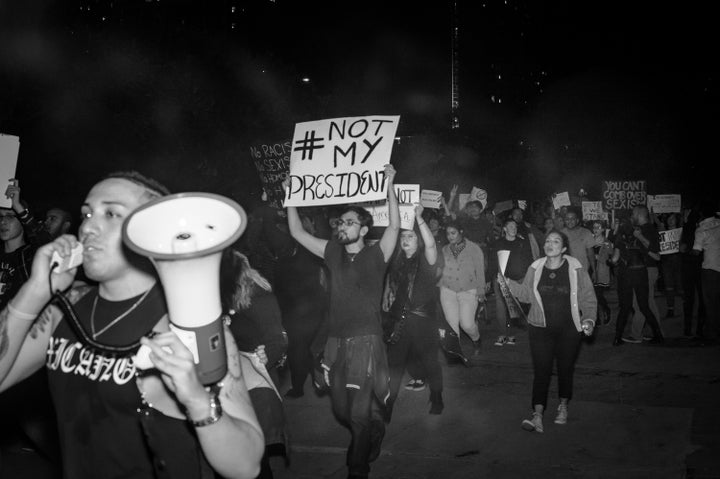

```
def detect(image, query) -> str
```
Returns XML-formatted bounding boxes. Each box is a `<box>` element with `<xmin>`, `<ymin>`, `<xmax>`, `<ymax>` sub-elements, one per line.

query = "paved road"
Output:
<box><xmin>2</xmin><ymin>289</ymin><xmax>719</xmax><ymax>478</ymax></box>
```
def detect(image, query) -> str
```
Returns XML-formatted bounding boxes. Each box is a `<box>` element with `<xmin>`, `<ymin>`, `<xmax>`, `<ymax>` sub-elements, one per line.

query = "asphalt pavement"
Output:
<box><xmin>1</xmin><ymin>288</ymin><xmax>719</xmax><ymax>479</ymax></box>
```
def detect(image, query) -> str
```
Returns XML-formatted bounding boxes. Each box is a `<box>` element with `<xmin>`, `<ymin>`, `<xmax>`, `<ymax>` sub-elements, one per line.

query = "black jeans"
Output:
<box><xmin>701</xmin><ymin>269</ymin><xmax>720</xmax><ymax>339</ymax></box>
<box><xmin>386</xmin><ymin>314</ymin><xmax>443</xmax><ymax>417</ymax></box>
<box><xmin>615</xmin><ymin>266</ymin><xmax>663</xmax><ymax>340</ymax></box>
<box><xmin>528</xmin><ymin>322</ymin><xmax>582</xmax><ymax>409</ymax></box>
<box><xmin>682</xmin><ymin>255</ymin><xmax>706</xmax><ymax>335</ymax></box>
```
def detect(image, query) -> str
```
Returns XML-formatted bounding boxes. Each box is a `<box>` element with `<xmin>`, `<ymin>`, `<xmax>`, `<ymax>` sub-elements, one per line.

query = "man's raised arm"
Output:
<box><xmin>282</xmin><ymin>179</ymin><xmax>328</xmax><ymax>259</ymax></box>
<box><xmin>379</xmin><ymin>164</ymin><xmax>400</xmax><ymax>262</ymax></box>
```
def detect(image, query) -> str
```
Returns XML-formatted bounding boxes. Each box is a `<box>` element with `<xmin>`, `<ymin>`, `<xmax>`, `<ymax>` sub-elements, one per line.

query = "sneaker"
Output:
<box><xmin>642</xmin><ymin>335</ymin><xmax>654</xmax><ymax>342</ymax></box>
<box><xmin>404</xmin><ymin>379</ymin><xmax>418</xmax><ymax>391</ymax></box>
<box><xmin>472</xmin><ymin>339</ymin><xmax>482</xmax><ymax>357</ymax></box>
<box><xmin>494</xmin><ymin>336</ymin><xmax>508</xmax><ymax>346</ymax></box>
<box><xmin>412</xmin><ymin>379</ymin><xmax>426</xmax><ymax>391</ymax></box>
<box><xmin>554</xmin><ymin>404</ymin><xmax>568</xmax><ymax>425</ymax></box>
<box><xmin>521</xmin><ymin>412</ymin><xmax>544</xmax><ymax>433</ymax></box>
<box><xmin>621</xmin><ymin>336</ymin><xmax>642</xmax><ymax>344</ymax></box>
<box><xmin>507</xmin><ymin>336</ymin><xmax>516</xmax><ymax>345</ymax></box>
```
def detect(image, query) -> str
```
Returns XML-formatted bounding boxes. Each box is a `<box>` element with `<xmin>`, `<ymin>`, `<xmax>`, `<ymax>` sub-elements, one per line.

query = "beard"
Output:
<box><xmin>337</xmin><ymin>231</ymin><xmax>358</xmax><ymax>245</ymax></box>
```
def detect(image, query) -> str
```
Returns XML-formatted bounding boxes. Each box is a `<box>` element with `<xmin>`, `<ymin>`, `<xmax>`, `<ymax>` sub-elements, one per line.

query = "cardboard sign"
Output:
<box><xmin>647</xmin><ymin>194</ymin><xmax>681</xmax><ymax>214</ymax></box>
<box><xmin>493</xmin><ymin>199</ymin><xmax>514</xmax><ymax>215</ymax></box>
<box><xmin>659</xmin><ymin>228</ymin><xmax>682</xmax><ymax>255</ymax></box>
<box><xmin>420</xmin><ymin>189</ymin><xmax>442</xmax><ymax>209</ymax></box>
<box><xmin>552</xmin><ymin>192</ymin><xmax>571</xmax><ymax>210</ymax></box>
<box><xmin>0</xmin><ymin>134</ymin><xmax>20</xmax><ymax>209</ymax></box>
<box><xmin>582</xmin><ymin>201</ymin><xmax>606</xmax><ymax>221</ymax></box>
<box><xmin>497</xmin><ymin>250</ymin><xmax>527</xmax><ymax>321</ymax></box>
<box><xmin>602</xmin><ymin>180</ymin><xmax>646</xmax><ymax>211</ymax></box>
<box><xmin>470</xmin><ymin>186</ymin><xmax>488</xmax><ymax>209</ymax></box>
<box><xmin>364</xmin><ymin>184</ymin><xmax>418</xmax><ymax>230</ymax></box>
<box><xmin>283</xmin><ymin>115</ymin><xmax>400</xmax><ymax>207</ymax></box>
<box><xmin>458</xmin><ymin>193</ymin><xmax>470</xmax><ymax>211</ymax></box>
<box><xmin>249</xmin><ymin>139</ymin><xmax>291</xmax><ymax>209</ymax></box>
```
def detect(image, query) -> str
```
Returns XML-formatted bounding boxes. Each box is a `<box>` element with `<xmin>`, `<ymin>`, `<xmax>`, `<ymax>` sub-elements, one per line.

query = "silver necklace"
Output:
<box><xmin>91</xmin><ymin>288</ymin><xmax>153</xmax><ymax>339</ymax></box>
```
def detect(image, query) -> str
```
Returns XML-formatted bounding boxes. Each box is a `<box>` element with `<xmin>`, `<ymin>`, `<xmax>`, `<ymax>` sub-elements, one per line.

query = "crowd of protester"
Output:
<box><xmin>1</xmin><ymin>171</ymin><xmax>719</xmax><ymax>478</ymax></box>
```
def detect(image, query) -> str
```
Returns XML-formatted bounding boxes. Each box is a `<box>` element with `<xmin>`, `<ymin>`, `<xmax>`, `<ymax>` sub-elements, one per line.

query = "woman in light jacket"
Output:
<box><xmin>438</xmin><ymin>220</ymin><xmax>486</xmax><ymax>358</ymax></box>
<box><xmin>503</xmin><ymin>230</ymin><xmax>596</xmax><ymax>433</ymax></box>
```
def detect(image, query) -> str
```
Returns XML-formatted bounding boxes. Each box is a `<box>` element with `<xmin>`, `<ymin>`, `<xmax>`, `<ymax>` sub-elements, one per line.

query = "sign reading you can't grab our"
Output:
<box><xmin>283</xmin><ymin>115</ymin><xmax>401</xmax><ymax>207</ymax></box>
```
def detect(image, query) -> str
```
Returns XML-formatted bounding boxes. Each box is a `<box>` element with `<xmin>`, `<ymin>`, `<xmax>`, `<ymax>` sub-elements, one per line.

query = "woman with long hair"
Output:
<box><xmin>437</xmin><ymin>220</ymin><xmax>486</xmax><ymax>359</ymax></box>
<box><xmin>504</xmin><ymin>230</ymin><xmax>597</xmax><ymax>433</ymax></box>
<box><xmin>384</xmin><ymin>205</ymin><xmax>443</xmax><ymax>416</ymax></box>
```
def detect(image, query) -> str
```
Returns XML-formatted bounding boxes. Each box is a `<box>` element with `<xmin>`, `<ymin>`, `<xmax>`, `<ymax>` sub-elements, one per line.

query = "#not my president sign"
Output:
<box><xmin>283</xmin><ymin>115</ymin><xmax>401</xmax><ymax>207</ymax></box>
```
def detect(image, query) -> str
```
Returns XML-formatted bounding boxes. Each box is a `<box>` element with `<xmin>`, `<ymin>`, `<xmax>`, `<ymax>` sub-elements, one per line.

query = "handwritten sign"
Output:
<box><xmin>552</xmin><ymin>192</ymin><xmax>571</xmax><ymax>210</ymax></box>
<box><xmin>470</xmin><ymin>187</ymin><xmax>488</xmax><ymax>209</ymax></box>
<box><xmin>647</xmin><ymin>194</ymin><xmax>681</xmax><ymax>214</ymax></box>
<box><xmin>602</xmin><ymin>180</ymin><xmax>646</xmax><ymax>211</ymax></box>
<box><xmin>420</xmin><ymin>189</ymin><xmax>442</xmax><ymax>209</ymax></box>
<box><xmin>1</xmin><ymin>134</ymin><xmax>20</xmax><ymax>208</ymax></box>
<box><xmin>517</xmin><ymin>200</ymin><xmax>527</xmax><ymax>210</ymax></box>
<box><xmin>493</xmin><ymin>200</ymin><xmax>514</xmax><ymax>215</ymax></box>
<box><xmin>364</xmin><ymin>184</ymin><xmax>418</xmax><ymax>230</ymax></box>
<box><xmin>659</xmin><ymin>228</ymin><xmax>682</xmax><ymax>255</ymax></box>
<box><xmin>249</xmin><ymin>139</ymin><xmax>291</xmax><ymax>209</ymax></box>
<box><xmin>582</xmin><ymin>201</ymin><xmax>607</xmax><ymax>221</ymax></box>
<box><xmin>283</xmin><ymin>115</ymin><xmax>400</xmax><ymax>207</ymax></box>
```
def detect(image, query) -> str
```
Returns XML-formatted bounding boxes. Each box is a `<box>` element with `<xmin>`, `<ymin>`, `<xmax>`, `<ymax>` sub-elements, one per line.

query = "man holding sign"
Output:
<box><xmin>283</xmin><ymin>163</ymin><xmax>399</xmax><ymax>479</ymax></box>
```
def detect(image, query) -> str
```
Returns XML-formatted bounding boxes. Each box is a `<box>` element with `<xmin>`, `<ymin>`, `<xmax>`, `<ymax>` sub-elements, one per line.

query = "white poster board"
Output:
<box><xmin>647</xmin><ymin>194</ymin><xmax>681</xmax><ymax>214</ymax></box>
<box><xmin>283</xmin><ymin>115</ymin><xmax>400</xmax><ymax>207</ymax></box>
<box><xmin>364</xmin><ymin>184</ymin><xmax>418</xmax><ymax>230</ymax></box>
<box><xmin>420</xmin><ymin>189</ymin><xmax>442</xmax><ymax>209</ymax></box>
<box><xmin>0</xmin><ymin>134</ymin><xmax>20</xmax><ymax>208</ymax></box>
<box><xmin>552</xmin><ymin>192</ymin><xmax>571</xmax><ymax>210</ymax></box>
<box><xmin>582</xmin><ymin>201</ymin><xmax>606</xmax><ymax>221</ymax></box>
<box><xmin>659</xmin><ymin>228</ymin><xmax>682</xmax><ymax>255</ymax></box>
<box><xmin>469</xmin><ymin>186</ymin><xmax>488</xmax><ymax>210</ymax></box>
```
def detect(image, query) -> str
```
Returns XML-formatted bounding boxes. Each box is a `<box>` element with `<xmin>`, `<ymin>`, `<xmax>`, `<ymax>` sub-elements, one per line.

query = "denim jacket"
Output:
<box><xmin>507</xmin><ymin>255</ymin><xmax>597</xmax><ymax>332</ymax></box>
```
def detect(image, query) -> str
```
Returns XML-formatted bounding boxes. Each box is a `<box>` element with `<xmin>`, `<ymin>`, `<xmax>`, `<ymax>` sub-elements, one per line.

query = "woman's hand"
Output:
<box><xmin>581</xmin><ymin>319</ymin><xmax>595</xmax><ymax>336</ymax></box>
<box><xmin>139</xmin><ymin>332</ymin><xmax>208</xmax><ymax>410</ymax></box>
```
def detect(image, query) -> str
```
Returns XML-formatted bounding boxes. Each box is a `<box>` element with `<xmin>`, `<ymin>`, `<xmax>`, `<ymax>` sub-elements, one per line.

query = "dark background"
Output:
<box><xmin>1</xmin><ymin>0</ymin><xmax>717</xmax><ymax>218</ymax></box>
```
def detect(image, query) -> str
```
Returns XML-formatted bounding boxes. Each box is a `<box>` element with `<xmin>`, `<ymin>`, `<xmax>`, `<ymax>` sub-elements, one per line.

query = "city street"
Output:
<box><xmin>1</xmin><ymin>289</ymin><xmax>719</xmax><ymax>479</ymax></box>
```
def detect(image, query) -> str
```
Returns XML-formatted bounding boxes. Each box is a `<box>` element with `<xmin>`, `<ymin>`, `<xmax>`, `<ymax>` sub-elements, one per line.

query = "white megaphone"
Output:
<box><xmin>122</xmin><ymin>192</ymin><xmax>247</xmax><ymax>385</ymax></box>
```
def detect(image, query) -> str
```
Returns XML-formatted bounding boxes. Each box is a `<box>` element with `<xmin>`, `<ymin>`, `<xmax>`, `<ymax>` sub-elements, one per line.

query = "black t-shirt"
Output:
<box><xmin>494</xmin><ymin>236</ymin><xmax>534</xmax><ymax>281</ymax></box>
<box><xmin>537</xmin><ymin>260</ymin><xmax>573</xmax><ymax>329</ymax></box>
<box><xmin>47</xmin><ymin>284</ymin><xmax>217</xmax><ymax>479</ymax></box>
<box><xmin>324</xmin><ymin>240</ymin><xmax>387</xmax><ymax>338</ymax></box>
<box><xmin>389</xmin><ymin>253</ymin><xmax>441</xmax><ymax>317</ymax></box>
<box><xmin>0</xmin><ymin>244</ymin><xmax>34</xmax><ymax>310</ymax></box>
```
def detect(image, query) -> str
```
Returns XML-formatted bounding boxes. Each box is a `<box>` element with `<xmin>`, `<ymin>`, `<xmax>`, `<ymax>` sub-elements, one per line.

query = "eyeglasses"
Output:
<box><xmin>331</xmin><ymin>218</ymin><xmax>361</xmax><ymax>228</ymax></box>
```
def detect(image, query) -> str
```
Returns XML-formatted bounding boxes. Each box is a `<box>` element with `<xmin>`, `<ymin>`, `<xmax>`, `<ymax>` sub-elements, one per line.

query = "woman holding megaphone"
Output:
<box><xmin>0</xmin><ymin>171</ymin><xmax>264</xmax><ymax>479</ymax></box>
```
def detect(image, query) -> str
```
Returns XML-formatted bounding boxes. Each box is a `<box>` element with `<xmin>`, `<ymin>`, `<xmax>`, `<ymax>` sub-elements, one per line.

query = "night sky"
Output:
<box><xmin>1</xmin><ymin>0</ymin><xmax>718</xmax><ymax>217</ymax></box>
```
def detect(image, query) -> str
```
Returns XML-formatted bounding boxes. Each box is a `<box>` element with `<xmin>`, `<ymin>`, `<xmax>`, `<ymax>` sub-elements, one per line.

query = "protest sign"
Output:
<box><xmin>497</xmin><ymin>250</ymin><xmax>527</xmax><ymax>321</ymax></box>
<box><xmin>552</xmin><ymin>192</ymin><xmax>571</xmax><ymax>210</ymax></box>
<box><xmin>647</xmin><ymin>194</ymin><xmax>681</xmax><ymax>214</ymax></box>
<box><xmin>470</xmin><ymin>186</ymin><xmax>488</xmax><ymax>209</ymax></box>
<box><xmin>602</xmin><ymin>180</ymin><xmax>646</xmax><ymax>211</ymax></box>
<box><xmin>1</xmin><ymin>134</ymin><xmax>20</xmax><ymax>208</ymax></box>
<box><xmin>364</xmin><ymin>184</ymin><xmax>418</xmax><ymax>230</ymax></box>
<box><xmin>249</xmin><ymin>139</ymin><xmax>291</xmax><ymax>209</ymax></box>
<box><xmin>283</xmin><ymin>115</ymin><xmax>400</xmax><ymax>207</ymax></box>
<box><xmin>659</xmin><ymin>228</ymin><xmax>682</xmax><ymax>255</ymax></box>
<box><xmin>582</xmin><ymin>201</ymin><xmax>608</xmax><ymax>221</ymax></box>
<box><xmin>493</xmin><ymin>199</ymin><xmax>514</xmax><ymax>215</ymax></box>
<box><xmin>517</xmin><ymin>200</ymin><xmax>527</xmax><ymax>210</ymax></box>
<box><xmin>458</xmin><ymin>193</ymin><xmax>470</xmax><ymax>211</ymax></box>
<box><xmin>420</xmin><ymin>189</ymin><xmax>442</xmax><ymax>209</ymax></box>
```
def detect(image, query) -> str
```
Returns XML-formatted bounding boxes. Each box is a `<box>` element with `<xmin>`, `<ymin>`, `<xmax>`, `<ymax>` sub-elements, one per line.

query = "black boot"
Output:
<box><xmin>472</xmin><ymin>338</ymin><xmax>481</xmax><ymax>357</ymax></box>
<box><xmin>429</xmin><ymin>391</ymin><xmax>444</xmax><ymax>415</ymax></box>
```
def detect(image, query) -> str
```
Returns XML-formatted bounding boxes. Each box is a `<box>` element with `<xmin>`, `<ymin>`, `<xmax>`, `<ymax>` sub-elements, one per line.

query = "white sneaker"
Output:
<box><xmin>554</xmin><ymin>404</ymin><xmax>568</xmax><ymax>425</ymax></box>
<box><xmin>521</xmin><ymin>412</ymin><xmax>544</xmax><ymax>433</ymax></box>
<box><xmin>404</xmin><ymin>379</ymin><xmax>417</xmax><ymax>391</ymax></box>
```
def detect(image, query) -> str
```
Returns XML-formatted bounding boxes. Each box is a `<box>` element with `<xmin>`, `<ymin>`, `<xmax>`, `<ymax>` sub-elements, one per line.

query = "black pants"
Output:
<box><xmin>682</xmin><ymin>255</ymin><xmax>706</xmax><ymax>335</ymax></box>
<box><xmin>528</xmin><ymin>322</ymin><xmax>582</xmax><ymax>409</ymax></box>
<box><xmin>386</xmin><ymin>314</ymin><xmax>443</xmax><ymax>416</ymax></box>
<box><xmin>614</xmin><ymin>266</ymin><xmax>663</xmax><ymax>340</ymax></box>
<box><xmin>284</xmin><ymin>306</ymin><xmax>326</xmax><ymax>392</ymax></box>
<box><xmin>329</xmin><ymin>354</ymin><xmax>385</xmax><ymax>477</ymax></box>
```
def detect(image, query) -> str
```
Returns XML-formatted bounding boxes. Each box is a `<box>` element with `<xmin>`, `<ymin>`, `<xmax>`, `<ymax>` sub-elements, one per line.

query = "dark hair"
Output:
<box><xmin>503</xmin><ymin>218</ymin><xmax>518</xmax><ymax>228</ymax></box>
<box><xmin>103</xmin><ymin>171</ymin><xmax>171</xmax><ymax>199</ymax></box>
<box><xmin>698</xmin><ymin>199</ymin><xmax>718</xmax><ymax>219</ymax></box>
<box><xmin>564</xmin><ymin>206</ymin><xmax>582</xmax><ymax>220</ymax></box>
<box><xmin>545</xmin><ymin>229</ymin><xmax>571</xmax><ymax>255</ymax></box>
<box><xmin>341</xmin><ymin>205</ymin><xmax>373</xmax><ymax>228</ymax></box>
<box><xmin>444</xmin><ymin>219</ymin><xmax>463</xmax><ymax>233</ymax></box>
<box><xmin>465</xmin><ymin>200</ymin><xmax>483</xmax><ymax>210</ymax></box>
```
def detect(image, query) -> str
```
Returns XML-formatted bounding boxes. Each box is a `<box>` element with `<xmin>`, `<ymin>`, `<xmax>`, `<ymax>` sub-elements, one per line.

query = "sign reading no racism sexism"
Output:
<box><xmin>283</xmin><ymin>115</ymin><xmax>401</xmax><ymax>207</ymax></box>
<box><xmin>249</xmin><ymin>139</ymin><xmax>291</xmax><ymax>209</ymax></box>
